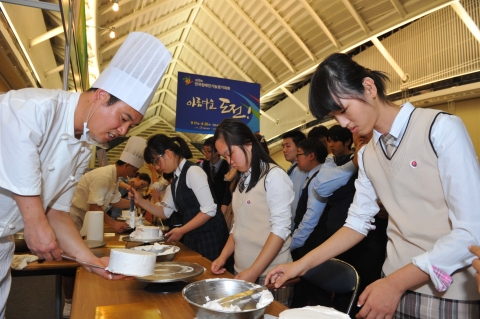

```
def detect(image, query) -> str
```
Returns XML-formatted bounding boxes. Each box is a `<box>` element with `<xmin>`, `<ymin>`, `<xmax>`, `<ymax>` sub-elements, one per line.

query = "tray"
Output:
<box><xmin>135</xmin><ymin>261</ymin><xmax>204</xmax><ymax>283</ymax></box>
<box><xmin>122</xmin><ymin>236</ymin><xmax>164</xmax><ymax>243</ymax></box>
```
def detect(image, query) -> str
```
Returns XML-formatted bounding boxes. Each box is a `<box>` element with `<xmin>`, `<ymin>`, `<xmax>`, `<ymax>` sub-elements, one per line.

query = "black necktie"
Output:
<box><xmin>287</xmin><ymin>163</ymin><xmax>297</xmax><ymax>176</ymax></box>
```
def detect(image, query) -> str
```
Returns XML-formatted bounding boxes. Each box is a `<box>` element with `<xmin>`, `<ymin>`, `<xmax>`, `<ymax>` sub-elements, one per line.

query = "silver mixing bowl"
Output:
<box><xmin>182</xmin><ymin>278</ymin><xmax>273</xmax><ymax>319</ymax></box>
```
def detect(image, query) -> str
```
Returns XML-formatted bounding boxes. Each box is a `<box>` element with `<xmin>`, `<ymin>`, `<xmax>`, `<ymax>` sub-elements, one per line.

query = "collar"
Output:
<box><xmin>174</xmin><ymin>158</ymin><xmax>187</xmax><ymax>179</ymax></box>
<box><xmin>211</xmin><ymin>158</ymin><xmax>223</xmax><ymax>170</ymax></box>
<box><xmin>373</xmin><ymin>102</ymin><xmax>415</xmax><ymax>145</ymax></box>
<box><xmin>308</xmin><ymin>163</ymin><xmax>322</xmax><ymax>177</ymax></box>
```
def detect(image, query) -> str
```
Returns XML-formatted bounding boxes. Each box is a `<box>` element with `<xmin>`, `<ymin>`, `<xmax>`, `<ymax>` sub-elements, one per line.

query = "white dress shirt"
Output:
<box><xmin>161</xmin><ymin>159</ymin><xmax>217</xmax><ymax>218</ymax></box>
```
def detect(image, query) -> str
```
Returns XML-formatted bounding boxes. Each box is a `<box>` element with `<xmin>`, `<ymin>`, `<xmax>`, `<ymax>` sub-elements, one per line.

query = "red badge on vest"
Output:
<box><xmin>410</xmin><ymin>160</ymin><xmax>417</xmax><ymax>168</ymax></box>
<box><xmin>246</xmin><ymin>200</ymin><xmax>251</xmax><ymax>205</ymax></box>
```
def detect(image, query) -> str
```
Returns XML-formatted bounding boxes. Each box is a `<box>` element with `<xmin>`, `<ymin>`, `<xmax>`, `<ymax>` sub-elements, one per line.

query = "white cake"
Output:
<box><xmin>106</xmin><ymin>248</ymin><xmax>156</xmax><ymax>277</ymax></box>
<box><xmin>279</xmin><ymin>306</ymin><xmax>350</xmax><ymax>319</ymax></box>
<box><xmin>130</xmin><ymin>225</ymin><xmax>162</xmax><ymax>239</ymax></box>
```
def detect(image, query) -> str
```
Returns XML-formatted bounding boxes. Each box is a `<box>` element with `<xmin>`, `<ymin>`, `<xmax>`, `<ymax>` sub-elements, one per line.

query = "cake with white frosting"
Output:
<box><xmin>106</xmin><ymin>248</ymin><xmax>156</xmax><ymax>277</ymax></box>
<box><xmin>279</xmin><ymin>306</ymin><xmax>350</xmax><ymax>319</ymax></box>
<box><xmin>129</xmin><ymin>225</ymin><xmax>162</xmax><ymax>239</ymax></box>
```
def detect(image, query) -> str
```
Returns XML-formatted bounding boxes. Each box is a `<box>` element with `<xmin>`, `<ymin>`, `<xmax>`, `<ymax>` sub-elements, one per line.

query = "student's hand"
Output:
<box><xmin>355</xmin><ymin>277</ymin><xmax>403</xmax><ymax>319</ymax></box>
<box><xmin>469</xmin><ymin>245</ymin><xmax>480</xmax><ymax>292</ymax></box>
<box><xmin>165</xmin><ymin>227</ymin><xmax>185</xmax><ymax>242</ymax></box>
<box><xmin>265</xmin><ymin>261</ymin><xmax>306</xmax><ymax>288</ymax></box>
<box><xmin>111</xmin><ymin>221</ymin><xmax>127</xmax><ymax>233</ymax></box>
<box><xmin>235</xmin><ymin>268</ymin><xmax>258</xmax><ymax>283</ymax></box>
<box><xmin>211</xmin><ymin>257</ymin><xmax>227</xmax><ymax>275</ymax></box>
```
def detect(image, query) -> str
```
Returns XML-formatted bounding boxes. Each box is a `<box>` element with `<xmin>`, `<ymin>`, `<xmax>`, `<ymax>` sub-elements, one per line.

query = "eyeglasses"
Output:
<box><xmin>152</xmin><ymin>154</ymin><xmax>164</xmax><ymax>166</ymax></box>
<box><xmin>296</xmin><ymin>153</ymin><xmax>305</xmax><ymax>159</ymax></box>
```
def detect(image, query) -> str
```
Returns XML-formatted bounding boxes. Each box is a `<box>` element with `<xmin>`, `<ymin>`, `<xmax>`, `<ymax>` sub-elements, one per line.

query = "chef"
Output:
<box><xmin>70</xmin><ymin>136</ymin><xmax>147</xmax><ymax>233</ymax></box>
<box><xmin>0</xmin><ymin>32</ymin><xmax>171</xmax><ymax>318</ymax></box>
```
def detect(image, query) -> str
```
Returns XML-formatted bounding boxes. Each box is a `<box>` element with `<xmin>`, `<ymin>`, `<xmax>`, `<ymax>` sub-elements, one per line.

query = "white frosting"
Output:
<box><xmin>131</xmin><ymin>244</ymin><xmax>179</xmax><ymax>255</ymax></box>
<box><xmin>202</xmin><ymin>289</ymin><xmax>273</xmax><ymax>312</ymax></box>
<box><xmin>256</xmin><ymin>290</ymin><xmax>274</xmax><ymax>309</ymax></box>
<box><xmin>279</xmin><ymin>306</ymin><xmax>351</xmax><ymax>319</ymax></box>
<box><xmin>106</xmin><ymin>248</ymin><xmax>156</xmax><ymax>277</ymax></box>
<box><xmin>130</xmin><ymin>225</ymin><xmax>162</xmax><ymax>239</ymax></box>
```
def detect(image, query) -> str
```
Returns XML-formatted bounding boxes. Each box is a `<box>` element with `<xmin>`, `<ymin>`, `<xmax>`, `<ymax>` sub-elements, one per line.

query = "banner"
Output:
<box><xmin>176</xmin><ymin>72</ymin><xmax>260</xmax><ymax>134</ymax></box>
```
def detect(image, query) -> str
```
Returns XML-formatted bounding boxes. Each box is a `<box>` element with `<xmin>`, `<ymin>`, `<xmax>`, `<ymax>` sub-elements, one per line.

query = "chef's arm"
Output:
<box><xmin>88</xmin><ymin>203</ymin><xmax>126</xmax><ymax>233</ymax></box>
<box><xmin>14</xmin><ymin>194</ymin><xmax>62</xmax><ymax>261</ymax></box>
<box><xmin>46</xmin><ymin>208</ymin><xmax>125</xmax><ymax>280</ymax></box>
<box><xmin>110</xmin><ymin>198</ymin><xmax>130</xmax><ymax>208</ymax></box>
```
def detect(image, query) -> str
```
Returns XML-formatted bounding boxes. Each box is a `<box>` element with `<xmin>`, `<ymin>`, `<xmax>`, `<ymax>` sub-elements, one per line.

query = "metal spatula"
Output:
<box><xmin>61</xmin><ymin>254</ymin><xmax>106</xmax><ymax>270</ymax></box>
<box><xmin>218</xmin><ymin>277</ymin><xmax>300</xmax><ymax>307</ymax></box>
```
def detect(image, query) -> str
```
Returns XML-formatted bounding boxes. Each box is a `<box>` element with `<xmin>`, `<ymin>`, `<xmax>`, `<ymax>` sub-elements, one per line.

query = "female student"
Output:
<box><xmin>266</xmin><ymin>53</ymin><xmax>480</xmax><ymax>318</ymax></box>
<box><xmin>210</xmin><ymin>119</ymin><xmax>294</xmax><ymax>305</ymax></box>
<box><xmin>130</xmin><ymin>134</ymin><xmax>228</xmax><ymax>261</ymax></box>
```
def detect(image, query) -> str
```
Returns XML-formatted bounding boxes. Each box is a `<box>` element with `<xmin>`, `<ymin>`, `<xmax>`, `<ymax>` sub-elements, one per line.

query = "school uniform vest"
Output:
<box><xmin>202</xmin><ymin>159</ymin><xmax>230</xmax><ymax>205</ymax></box>
<box><xmin>232</xmin><ymin>165</ymin><xmax>292</xmax><ymax>276</ymax></box>
<box><xmin>172</xmin><ymin>160</ymin><xmax>228</xmax><ymax>261</ymax></box>
<box><xmin>363</xmin><ymin>108</ymin><xmax>479</xmax><ymax>300</ymax></box>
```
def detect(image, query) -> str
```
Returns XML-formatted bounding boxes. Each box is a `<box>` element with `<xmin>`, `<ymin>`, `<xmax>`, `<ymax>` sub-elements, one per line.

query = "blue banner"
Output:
<box><xmin>175</xmin><ymin>72</ymin><xmax>260</xmax><ymax>134</ymax></box>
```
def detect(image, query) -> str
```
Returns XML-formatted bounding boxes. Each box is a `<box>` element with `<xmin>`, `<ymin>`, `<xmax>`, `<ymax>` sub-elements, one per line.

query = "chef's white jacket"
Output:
<box><xmin>0</xmin><ymin>88</ymin><xmax>92</xmax><ymax>237</ymax></box>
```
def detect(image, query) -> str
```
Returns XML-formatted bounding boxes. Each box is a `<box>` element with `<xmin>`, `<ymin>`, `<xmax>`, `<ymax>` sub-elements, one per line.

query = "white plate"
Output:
<box><xmin>117</xmin><ymin>216</ymin><xmax>128</xmax><ymax>221</ymax></box>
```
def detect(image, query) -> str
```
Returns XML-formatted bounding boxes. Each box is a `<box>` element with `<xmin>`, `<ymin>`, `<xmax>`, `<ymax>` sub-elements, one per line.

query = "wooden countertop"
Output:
<box><xmin>70</xmin><ymin>234</ymin><xmax>288</xmax><ymax>318</ymax></box>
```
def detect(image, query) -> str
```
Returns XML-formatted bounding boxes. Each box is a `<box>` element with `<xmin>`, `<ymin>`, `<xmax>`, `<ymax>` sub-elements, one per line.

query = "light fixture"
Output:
<box><xmin>112</xmin><ymin>0</ymin><xmax>119</xmax><ymax>12</ymax></box>
<box><xmin>86</xmin><ymin>25</ymin><xmax>116</xmax><ymax>39</ymax></box>
<box><xmin>109</xmin><ymin>27</ymin><xmax>116</xmax><ymax>39</ymax></box>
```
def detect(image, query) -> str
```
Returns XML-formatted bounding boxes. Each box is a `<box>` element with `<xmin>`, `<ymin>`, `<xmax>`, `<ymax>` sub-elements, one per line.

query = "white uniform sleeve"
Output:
<box><xmin>265</xmin><ymin>167</ymin><xmax>294</xmax><ymax>240</ymax></box>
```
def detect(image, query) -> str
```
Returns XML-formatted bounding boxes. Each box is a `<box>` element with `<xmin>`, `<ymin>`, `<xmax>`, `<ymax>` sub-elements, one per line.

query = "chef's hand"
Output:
<box><xmin>265</xmin><ymin>261</ymin><xmax>306</xmax><ymax>288</ymax></box>
<box><xmin>211</xmin><ymin>257</ymin><xmax>227</xmax><ymax>275</ymax></box>
<box><xmin>165</xmin><ymin>227</ymin><xmax>184</xmax><ymax>243</ymax></box>
<box><xmin>24</xmin><ymin>217</ymin><xmax>63</xmax><ymax>261</ymax></box>
<box><xmin>86</xmin><ymin>257</ymin><xmax>131</xmax><ymax>281</ymax></box>
<box><xmin>469</xmin><ymin>245</ymin><xmax>480</xmax><ymax>292</ymax></box>
<box><xmin>111</xmin><ymin>221</ymin><xmax>128</xmax><ymax>233</ymax></box>
<box><xmin>355</xmin><ymin>277</ymin><xmax>403</xmax><ymax>319</ymax></box>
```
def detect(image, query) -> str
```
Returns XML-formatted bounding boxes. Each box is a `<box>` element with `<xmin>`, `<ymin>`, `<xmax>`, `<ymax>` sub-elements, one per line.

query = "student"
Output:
<box><xmin>211</xmin><ymin>119</ymin><xmax>294</xmax><ymax>306</ymax></box>
<box><xmin>0</xmin><ymin>32</ymin><xmax>170</xmax><ymax>318</ymax></box>
<box><xmin>471</xmin><ymin>245</ymin><xmax>480</xmax><ymax>292</ymax></box>
<box><xmin>130</xmin><ymin>134</ymin><xmax>229</xmax><ymax>261</ymax></box>
<box><xmin>281</xmin><ymin>131</ymin><xmax>307</xmax><ymax>230</ymax></box>
<box><xmin>266</xmin><ymin>53</ymin><xmax>480</xmax><ymax>318</ymax></box>
<box><xmin>308</xmin><ymin>125</ymin><xmax>329</xmax><ymax>147</ymax></box>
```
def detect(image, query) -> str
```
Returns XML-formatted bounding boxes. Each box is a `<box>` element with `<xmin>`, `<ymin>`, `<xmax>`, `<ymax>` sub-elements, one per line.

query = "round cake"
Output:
<box><xmin>106</xmin><ymin>248</ymin><xmax>156</xmax><ymax>277</ymax></box>
<box><xmin>130</xmin><ymin>225</ymin><xmax>162</xmax><ymax>239</ymax></box>
<box><xmin>279</xmin><ymin>306</ymin><xmax>350</xmax><ymax>319</ymax></box>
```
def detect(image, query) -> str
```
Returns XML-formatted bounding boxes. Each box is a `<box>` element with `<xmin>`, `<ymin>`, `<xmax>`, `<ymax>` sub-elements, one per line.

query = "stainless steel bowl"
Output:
<box><xmin>182</xmin><ymin>278</ymin><xmax>273</xmax><ymax>319</ymax></box>
<box><xmin>14</xmin><ymin>232</ymin><xmax>29</xmax><ymax>253</ymax></box>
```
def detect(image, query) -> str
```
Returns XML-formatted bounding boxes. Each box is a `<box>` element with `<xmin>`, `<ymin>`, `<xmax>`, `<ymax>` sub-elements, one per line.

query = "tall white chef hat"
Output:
<box><xmin>120</xmin><ymin>136</ymin><xmax>147</xmax><ymax>169</ymax></box>
<box><xmin>91</xmin><ymin>32</ymin><xmax>172</xmax><ymax>115</ymax></box>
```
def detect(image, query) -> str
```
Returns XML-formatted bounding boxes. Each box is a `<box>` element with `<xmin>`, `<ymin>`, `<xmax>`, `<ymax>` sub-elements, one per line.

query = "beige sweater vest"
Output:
<box><xmin>232</xmin><ymin>165</ymin><xmax>292</xmax><ymax>276</ymax></box>
<box><xmin>364</xmin><ymin>108</ymin><xmax>479</xmax><ymax>300</ymax></box>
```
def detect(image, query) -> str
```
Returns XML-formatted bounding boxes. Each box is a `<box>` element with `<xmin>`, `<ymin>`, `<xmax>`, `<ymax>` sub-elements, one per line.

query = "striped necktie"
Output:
<box><xmin>238</xmin><ymin>171</ymin><xmax>250</xmax><ymax>193</ymax></box>
<box><xmin>381</xmin><ymin>133</ymin><xmax>397</xmax><ymax>157</ymax></box>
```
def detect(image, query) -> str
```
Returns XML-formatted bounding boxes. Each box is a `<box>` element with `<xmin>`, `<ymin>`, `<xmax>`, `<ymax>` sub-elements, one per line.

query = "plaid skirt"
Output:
<box><xmin>394</xmin><ymin>290</ymin><xmax>480</xmax><ymax>319</ymax></box>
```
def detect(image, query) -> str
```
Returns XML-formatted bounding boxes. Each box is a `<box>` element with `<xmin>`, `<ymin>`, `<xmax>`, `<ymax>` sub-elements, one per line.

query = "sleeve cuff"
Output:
<box><xmin>411</xmin><ymin>254</ymin><xmax>453</xmax><ymax>292</ymax></box>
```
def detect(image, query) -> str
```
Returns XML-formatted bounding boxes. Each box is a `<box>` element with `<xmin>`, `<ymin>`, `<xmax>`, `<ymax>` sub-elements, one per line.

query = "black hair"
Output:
<box><xmin>308</xmin><ymin>125</ymin><xmax>329</xmax><ymax>139</ymax></box>
<box><xmin>213</xmin><ymin>119</ymin><xmax>276</xmax><ymax>192</ymax></box>
<box><xmin>137</xmin><ymin>173</ymin><xmax>151</xmax><ymax>186</ymax></box>
<box><xmin>281</xmin><ymin>130</ymin><xmax>306</xmax><ymax>147</ymax></box>
<box><xmin>116</xmin><ymin>160</ymin><xmax>126</xmax><ymax>166</ymax></box>
<box><xmin>298</xmin><ymin>138</ymin><xmax>328</xmax><ymax>164</ymax></box>
<box><xmin>144</xmin><ymin>134</ymin><xmax>192</xmax><ymax>164</ymax></box>
<box><xmin>255</xmin><ymin>133</ymin><xmax>269</xmax><ymax>155</ymax></box>
<box><xmin>328</xmin><ymin>125</ymin><xmax>353</xmax><ymax>150</ymax></box>
<box><xmin>87</xmin><ymin>87</ymin><xmax>121</xmax><ymax>106</ymax></box>
<box><xmin>203</xmin><ymin>136</ymin><xmax>216</xmax><ymax>152</ymax></box>
<box><xmin>309</xmin><ymin>53</ymin><xmax>391</xmax><ymax>119</ymax></box>
<box><xmin>162</xmin><ymin>172</ymin><xmax>174</xmax><ymax>182</ymax></box>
